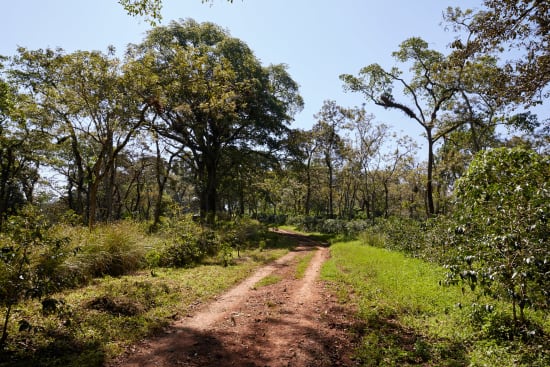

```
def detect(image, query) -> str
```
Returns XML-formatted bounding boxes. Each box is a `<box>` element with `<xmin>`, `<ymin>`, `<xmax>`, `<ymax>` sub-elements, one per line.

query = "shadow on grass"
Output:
<box><xmin>269</xmin><ymin>228</ymin><xmax>334</xmax><ymax>248</ymax></box>
<box><xmin>354</xmin><ymin>313</ymin><xmax>470</xmax><ymax>367</ymax></box>
<box><xmin>1</xmin><ymin>337</ymin><xmax>106</xmax><ymax>367</ymax></box>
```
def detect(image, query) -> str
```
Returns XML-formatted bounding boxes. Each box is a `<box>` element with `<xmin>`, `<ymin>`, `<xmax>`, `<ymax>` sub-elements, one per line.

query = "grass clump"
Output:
<box><xmin>254</xmin><ymin>274</ymin><xmax>283</xmax><ymax>289</ymax></box>
<box><xmin>295</xmin><ymin>252</ymin><xmax>314</xmax><ymax>279</ymax></box>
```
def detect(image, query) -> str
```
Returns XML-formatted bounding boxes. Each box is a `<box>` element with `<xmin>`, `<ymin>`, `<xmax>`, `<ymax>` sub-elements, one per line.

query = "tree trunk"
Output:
<box><xmin>327</xmin><ymin>156</ymin><xmax>334</xmax><ymax>218</ymax></box>
<box><xmin>200</xmin><ymin>160</ymin><xmax>217</xmax><ymax>225</ymax></box>
<box><xmin>383</xmin><ymin>180</ymin><xmax>389</xmax><ymax>218</ymax></box>
<box><xmin>426</xmin><ymin>129</ymin><xmax>435</xmax><ymax>216</ymax></box>
<box><xmin>305</xmin><ymin>157</ymin><xmax>312</xmax><ymax>216</ymax></box>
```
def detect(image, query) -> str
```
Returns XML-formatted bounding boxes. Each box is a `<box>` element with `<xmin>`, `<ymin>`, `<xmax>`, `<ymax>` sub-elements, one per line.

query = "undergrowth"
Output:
<box><xmin>0</xmin><ymin>217</ymin><xmax>293</xmax><ymax>367</ymax></box>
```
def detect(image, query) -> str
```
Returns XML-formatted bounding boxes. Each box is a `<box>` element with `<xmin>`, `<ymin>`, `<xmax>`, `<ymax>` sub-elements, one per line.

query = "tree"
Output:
<box><xmin>0</xmin><ymin>76</ymin><xmax>45</xmax><ymax>227</ymax></box>
<box><xmin>340</xmin><ymin>36</ymin><xmax>515</xmax><ymax>216</ymax></box>
<box><xmin>447</xmin><ymin>147</ymin><xmax>549</xmax><ymax>326</ymax></box>
<box><xmin>345</xmin><ymin>111</ymin><xmax>388</xmax><ymax>220</ymax></box>
<box><xmin>131</xmin><ymin>19</ymin><xmax>302</xmax><ymax>224</ymax></box>
<box><xmin>11</xmin><ymin>48</ymin><xmax>150</xmax><ymax>228</ymax></box>
<box><xmin>312</xmin><ymin>101</ymin><xmax>351</xmax><ymax>218</ymax></box>
<box><xmin>446</xmin><ymin>1</ymin><xmax>549</xmax><ymax>105</ymax></box>
<box><xmin>341</xmin><ymin>38</ymin><xmax>463</xmax><ymax>216</ymax></box>
<box><xmin>285</xmin><ymin>129</ymin><xmax>319</xmax><ymax>216</ymax></box>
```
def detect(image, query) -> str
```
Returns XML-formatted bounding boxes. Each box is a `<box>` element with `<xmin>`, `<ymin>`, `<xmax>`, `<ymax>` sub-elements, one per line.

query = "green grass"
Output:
<box><xmin>295</xmin><ymin>252</ymin><xmax>314</xmax><ymax>279</ymax></box>
<box><xmin>321</xmin><ymin>240</ymin><xmax>550</xmax><ymax>367</ymax></box>
<box><xmin>253</xmin><ymin>274</ymin><xmax>283</xmax><ymax>288</ymax></box>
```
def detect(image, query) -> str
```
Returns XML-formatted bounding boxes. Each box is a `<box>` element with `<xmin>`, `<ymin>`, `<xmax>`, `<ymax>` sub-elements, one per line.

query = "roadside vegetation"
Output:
<box><xmin>322</xmin><ymin>237</ymin><xmax>549</xmax><ymax>366</ymax></box>
<box><xmin>0</xmin><ymin>216</ymin><xmax>294</xmax><ymax>367</ymax></box>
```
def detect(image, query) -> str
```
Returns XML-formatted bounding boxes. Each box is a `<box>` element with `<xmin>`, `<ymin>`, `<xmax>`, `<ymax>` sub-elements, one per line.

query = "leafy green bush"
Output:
<box><xmin>0</xmin><ymin>205</ymin><xmax>71</xmax><ymax>348</ymax></box>
<box><xmin>156</xmin><ymin>214</ymin><xmax>211</xmax><ymax>267</ymax></box>
<box><xmin>446</xmin><ymin>148</ymin><xmax>549</xmax><ymax>325</ymax></box>
<box><xmin>358</xmin><ymin>216</ymin><xmax>456</xmax><ymax>265</ymax></box>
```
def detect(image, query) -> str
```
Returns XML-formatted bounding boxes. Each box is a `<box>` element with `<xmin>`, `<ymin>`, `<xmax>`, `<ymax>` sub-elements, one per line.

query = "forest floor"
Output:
<box><xmin>109</xmin><ymin>229</ymin><xmax>362</xmax><ymax>367</ymax></box>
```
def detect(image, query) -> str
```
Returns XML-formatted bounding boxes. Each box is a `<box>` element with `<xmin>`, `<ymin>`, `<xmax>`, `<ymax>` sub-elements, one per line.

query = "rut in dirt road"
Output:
<box><xmin>113</xmin><ymin>232</ymin><xmax>359</xmax><ymax>367</ymax></box>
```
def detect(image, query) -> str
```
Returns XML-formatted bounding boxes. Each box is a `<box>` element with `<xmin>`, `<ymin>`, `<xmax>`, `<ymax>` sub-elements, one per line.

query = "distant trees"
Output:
<box><xmin>11</xmin><ymin>48</ymin><xmax>150</xmax><ymax>228</ymax></box>
<box><xmin>0</xmin><ymin>74</ymin><xmax>45</xmax><ymax>228</ymax></box>
<box><xmin>2</xmin><ymin>19</ymin><xmax>302</xmax><ymax>227</ymax></box>
<box><xmin>341</xmin><ymin>38</ymin><xmax>466</xmax><ymax>216</ymax></box>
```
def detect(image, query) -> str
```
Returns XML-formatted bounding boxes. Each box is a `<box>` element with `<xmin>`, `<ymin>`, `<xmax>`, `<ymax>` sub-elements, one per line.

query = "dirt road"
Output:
<box><xmin>111</xmin><ymin>230</ymin><xmax>358</xmax><ymax>367</ymax></box>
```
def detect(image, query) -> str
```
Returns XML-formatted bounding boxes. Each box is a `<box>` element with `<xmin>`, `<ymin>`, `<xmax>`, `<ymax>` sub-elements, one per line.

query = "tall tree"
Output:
<box><xmin>312</xmin><ymin>101</ymin><xmax>352</xmax><ymax>218</ymax></box>
<box><xmin>0</xmin><ymin>76</ymin><xmax>46</xmax><ymax>227</ymax></box>
<box><xmin>341</xmin><ymin>38</ymin><xmax>458</xmax><ymax>215</ymax></box>
<box><xmin>131</xmin><ymin>19</ymin><xmax>302</xmax><ymax>224</ymax></box>
<box><xmin>285</xmin><ymin>129</ymin><xmax>319</xmax><ymax>216</ymax></box>
<box><xmin>341</xmin><ymin>37</ymin><xmax>509</xmax><ymax>216</ymax></box>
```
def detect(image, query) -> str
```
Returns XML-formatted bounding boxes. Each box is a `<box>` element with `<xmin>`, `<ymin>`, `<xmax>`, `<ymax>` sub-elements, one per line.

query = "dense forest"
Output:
<box><xmin>0</xmin><ymin>0</ymin><xmax>548</xmax><ymax>365</ymax></box>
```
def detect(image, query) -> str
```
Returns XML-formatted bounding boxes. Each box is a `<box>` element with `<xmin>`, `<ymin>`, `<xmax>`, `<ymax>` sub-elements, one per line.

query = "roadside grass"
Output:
<box><xmin>322</xmin><ymin>239</ymin><xmax>550</xmax><ymax>367</ymax></box>
<box><xmin>0</xmin><ymin>244</ymin><xmax>290</xmax><ymax>367</ymax></box>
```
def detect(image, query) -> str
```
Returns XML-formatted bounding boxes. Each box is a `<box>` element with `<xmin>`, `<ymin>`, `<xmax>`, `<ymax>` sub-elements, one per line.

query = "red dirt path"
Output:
<box><xmin>110</xmin><ymin>230</ymin><xmax>360</xmax><ymax>367</ymax></box>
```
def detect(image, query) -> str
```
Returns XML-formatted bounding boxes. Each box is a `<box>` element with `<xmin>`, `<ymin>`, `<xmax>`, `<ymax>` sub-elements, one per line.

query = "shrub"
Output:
<box><xmin>72</xmin><ymin>222</ymin><xmax>148</xmax><ymax>278</ymax></box>
<box><xmin>0</xmin><ymin>205</ymin><xmax>71</xmax><ymax>348</ymax></box>
<box><xmin>157</xmin><ymin>214</ymin><xmax>210</xmax><ymax>267</ymax></box>
<box><xmin>446</xmin><ymin>148</ymin><xmax>549</xmax><ymax>325</ymax></box>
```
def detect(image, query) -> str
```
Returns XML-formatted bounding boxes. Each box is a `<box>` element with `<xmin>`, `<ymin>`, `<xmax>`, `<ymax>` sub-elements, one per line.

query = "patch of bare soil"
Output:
<box><xmin>110</xmin><ymin>230</ymin><xmax>360</xmax><ymax>367</ymax></box>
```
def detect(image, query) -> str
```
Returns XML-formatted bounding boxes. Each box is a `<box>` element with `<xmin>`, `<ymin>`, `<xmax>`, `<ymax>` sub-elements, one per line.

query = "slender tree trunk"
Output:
<box><xmin>0</xmin><ymin>304</ymin><xmax>12</xmax><ymax>348</ymax></box>
<box><xmin>383</xmin><ymin>181</ymin><xmax>389</xmax><ymax>218</ymax></box>
<box><xmin>200</xmin><ymin>160</ymin><xmax>217</xmax><ymax>225</ymax></box>
<box><xmin>305</xmin><ymin>157</ymin><xmax>312</xmax><ymax>216</ymax></box>
<box><xmin>88</xmin><ymin>179</ymin><xmax>99</xmax><ymax>229</ymax></box>
<box><xmin>426</xmin><ymin>129</ymin><xmax>435</xmax><ymax>216</ymax></box>
<box><xmin>327</xmin><ymin>157</ymin><xmax>334</xmax><ymax>218</ymax></box>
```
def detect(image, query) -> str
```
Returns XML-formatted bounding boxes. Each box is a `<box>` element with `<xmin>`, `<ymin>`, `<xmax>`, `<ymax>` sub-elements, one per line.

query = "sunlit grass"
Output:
<box><xmin>295</xmin><ymin>252</ymin><xmax>314</xmax><ymax>279</ymax></box>
<box><xmin>321</xmin><ymin>240</ymin><xmax>550</xmax><ymax>366</ymax></box>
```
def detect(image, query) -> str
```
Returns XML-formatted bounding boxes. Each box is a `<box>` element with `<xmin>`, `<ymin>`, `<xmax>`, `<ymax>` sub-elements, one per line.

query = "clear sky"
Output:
<box><xmin>3</xmin><ymin>0</ymin><xmax>532</xmax><ymax>151</ymax></box>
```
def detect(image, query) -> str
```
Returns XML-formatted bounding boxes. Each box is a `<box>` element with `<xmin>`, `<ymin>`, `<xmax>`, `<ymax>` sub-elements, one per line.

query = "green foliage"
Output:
<box><xmin>0</xmin><ymin>205</ymin><xmax>70</xmax><ymax>348</ymax></box>
<box><xmin>118</xmin><ymin>0</ymin><xmax>162</xmax><ymax>25</ymax></box>
<box><xmin>357</xmin><ymin>216</ymin><xmax>456</xmax><ymax>265</ymax></box>
<box><xmin>447</xmin><ymin>148</ymin><xmax>549</xmax><ymax>325</ymax></box>
<box><xmin>157</xmin><ymin>215</ymin><xmax>208</xmax><ymax>267</ymax></box>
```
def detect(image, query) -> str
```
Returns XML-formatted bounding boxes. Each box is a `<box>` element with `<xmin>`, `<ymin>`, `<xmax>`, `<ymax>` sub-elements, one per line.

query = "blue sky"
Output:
<box><xmin>3</xmin><ymin>0</ymin><xmax>531</xmax><ymax>150</ymax></box>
